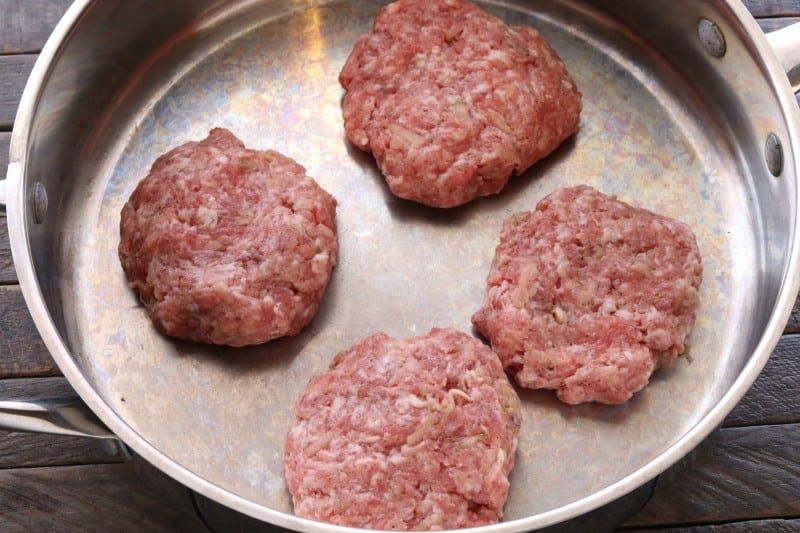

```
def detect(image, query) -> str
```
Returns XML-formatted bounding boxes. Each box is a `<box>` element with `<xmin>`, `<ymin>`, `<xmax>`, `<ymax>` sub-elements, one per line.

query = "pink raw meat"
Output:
<box><xmin>118</xmin><ymin>128</ymin><xmax>338</xmax><ymax>347</ymax></box>
<box><xmin>339</xmin><ymin>0</ymin><xmax>582</xmax><ymax>207</ymax></box>
<box><xmin>284</xmin><ymin>328</ymin><xmax>521</xmax><ymax>530</ymax></box>
<box><xmin>472</xmin><ymin>186</ymin><xmax>703</xmax><ymax>404</ymax></box>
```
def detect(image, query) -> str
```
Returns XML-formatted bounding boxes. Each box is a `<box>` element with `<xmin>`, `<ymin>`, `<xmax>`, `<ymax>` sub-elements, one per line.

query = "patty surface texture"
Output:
<box><xmin>118</xmin><ymin>128</ymin><xmax>338</xmax><ymax>347</ymax></box>
<box><xmin>339</xmin><ymin>0</ymin><xmax>582</xmax><ymax>207</ymax></box>
<box><xmin>284</xmin><ymin>328</ymin><xmax>522</xmax><ymax>530</ymax></box>
<box><xmin>472</xmin><ymin>186</ymin><xmax>703</xmax><ymax>404</ymax></box>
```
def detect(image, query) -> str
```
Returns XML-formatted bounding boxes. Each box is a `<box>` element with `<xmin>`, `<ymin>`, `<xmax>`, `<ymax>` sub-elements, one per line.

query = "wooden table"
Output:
<box><xmin>1</xmin><ymin>1</ymin><xmax>799</xmax><ymax>531</ymax></box>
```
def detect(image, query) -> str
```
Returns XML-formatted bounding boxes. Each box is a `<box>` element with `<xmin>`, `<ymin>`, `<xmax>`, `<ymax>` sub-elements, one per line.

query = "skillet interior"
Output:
<box><xmin>13</xmin><ymin>0</ymin><xmax>797</xmax><ymax>529</ymax></box>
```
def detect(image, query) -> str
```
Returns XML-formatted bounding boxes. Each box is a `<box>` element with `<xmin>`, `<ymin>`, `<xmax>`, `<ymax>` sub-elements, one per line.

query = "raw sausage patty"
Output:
<box><xmin>118</xmin><ymin>128</ymin><xmax>338</xmax><ymax>347</ymax></box>
<box><xmin>339</xmin><ymin>0</ymin><xmax>582</xmax><ymax>208</ymax></box>
<box><xmin>472</xmin><ymin>186</ymin><xmax>703</xmax><ymax>404</ymax></box>
<box><xmin>284</xmin><ymin>328</ymin><xmax>521</xmax><ymax>530</ymax></box>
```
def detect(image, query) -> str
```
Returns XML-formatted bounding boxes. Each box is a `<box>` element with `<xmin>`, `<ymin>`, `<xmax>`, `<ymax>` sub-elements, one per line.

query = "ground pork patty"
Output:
<box><xmin>284</xmin><ymin>328</ymin><xmax>521</xmax><ymax>530</ymax></box>
<box><xmin>472</xmin><ymin>186</ymin><xmax>703</xmax><ymax>405</ymax></box>
<box><xmin>118</xmin><ymin>128</ymin><xmax>338</xmax><ymax>347</ymax></box>
<box><xmin>339</xmin><ymin>0</ymin><xmax>582</xmax><ymax>208</ymax></box>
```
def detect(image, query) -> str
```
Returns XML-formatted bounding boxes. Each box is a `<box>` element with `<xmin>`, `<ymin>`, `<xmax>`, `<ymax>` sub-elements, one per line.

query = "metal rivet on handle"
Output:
<box><xmin>765</xmin><ymin>132</ymin><xmax>784</xmax><ymax>177</ymax></box>
<box><xmin>32</xmin><ymin>182</ymin><xmax>48</xmax><ymax>224</ymax></box>
<box><xmin>698</xmin><ymin>18</ymin><xmax>727</xmax><ymax>58</ymax></box>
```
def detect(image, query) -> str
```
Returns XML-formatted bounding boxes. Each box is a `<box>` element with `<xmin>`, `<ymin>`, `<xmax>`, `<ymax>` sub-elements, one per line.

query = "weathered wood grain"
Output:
<box><xmin>623</xmin><ymin>424</ymin><xmax>800</xmax><ymax>527</ymax></box>
<box><xmin>0</xmin><ymin>55</ymin><xmax>36</xmax><ymax>129</ymax></box>
<box><xmin>724</xmin><ymin>334</ymin><xmax>800</xmax><ymax>427</ymax></box>
<box><xmin>0</xmin><ymin>430</ymin><xmax>126</xmax><ymax>468</ymax></box>
<box><xmin>623</xmin><ymin>519</ymin><xmax>800</xmax><ymax>532</ymax></box>
<box><xmin>744</xmin><ymin>0</ymin><xmax>800</xmax><ymax>17</ymax></box>
<box><xmin>0</xmin><ymin>0</ymin><xmax>73</xmax><ymax>54</ymax></box>
<box><xmin>0</xmin><ymin>287</ymin><xmax>58</xmax><ymax>377</ymax></box>
<box><xmin>757</xmin><ymin>16</ymin><xmax>800</xmax><ymax>33</ymax></box>
<box><xmin>785</xmin><ymin>295</ymin><xmax>800</xmax><ymax>333</ymax></box>
<box><xmin>0</xmin><ymin>463</ymin><xmax>209</xmax><ymax>532</ymax></box>
<box><xmin>0</xmin><ymin>376</ymin><xmax>71</xmax><ymax>398</ymax></box>
<box><xmin>0</xmin><ymin>215</ymin><xmax>13</xmax><ymax>285</ymax></box>
<box><xmin>1</xmin><ymin>131</ymin><xmax>8</xmax><ymax>167</ymax></box>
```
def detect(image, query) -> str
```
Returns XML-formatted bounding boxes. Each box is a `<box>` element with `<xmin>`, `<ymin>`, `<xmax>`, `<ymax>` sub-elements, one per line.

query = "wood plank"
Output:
<box><xmin>0</xmin><ymin>463</ymin><xmax>209</xmax><ymax>532</ymax></box>
<box><xmin>744</xmin><ymin>0</ymin><xmax>800</xmax><ymax>17</ymax></box>
<box><xmin>757</xmin><ymin>16</ymin><xmax>800</xmax><ymax>33</ymax></box>
<box><xmin>0</xmin><ymin>0</ymin><xmax>73</xmax><ymax>54</ymax></box>
<box><xmin>0</xmin><ymin>286</ymin><xmax>59</xmax><ymax>378</ymax></box>
<box><xmin>0</xmin><ymin>55</ymin><xmax>36</xmax><ymax>129</ymax></box>
<box><xmin>0</xmin><ymin>430</ymin><xmax>127</xmax><ymax>468</ymax></box>
<box><xmin>724</xmin><ymin>334</ymin><xmax>800</xmax><ymax>427</ymax></box>
<box><xmin>621</xmin><ymin>519</ymin><xmax>800</xmax><ymax>532</ymax></box>
<box><xmin>0</xmin><ymin>376</ymin><xmax>71</xmax><ymax>398</ymax></box>
<box><xmin>1</xmin><ymin>131</ymin><xmax>7</xmax><ymax>168</ymax></box>
<box><xmin>785</xmin><ymin>294</ymin><xmax>800</xmax><ymax>333</ymax></box>
<box><xmin>0</xmin><ymin>215</ymin><xmax>13</xmax><ymax>285</ymax></box>
<box><xmin>623</xmin><ymin>424</ymin><xmax>800</xmax><ymax>527</ymax></box>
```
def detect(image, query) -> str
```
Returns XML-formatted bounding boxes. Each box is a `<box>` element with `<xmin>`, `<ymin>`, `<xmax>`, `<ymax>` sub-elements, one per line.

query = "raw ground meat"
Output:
<box><xmin>118</xmin><ymin>128</ymin><xmax>338</xmax><ymax>347</ymax></box>
<box><xmin>472</xmin><ymin>186</ymin><xmax>703</xmax><ymax>405</ymax></box>
<box><xmin>284</xmin><ymin>328</ymin><xmax>522</xmax><ymax>530</ymax></box>
<box><xmin>339</xmin><ymin>0</ymin><xmax>582</xmax><ymax>208</ymax></box>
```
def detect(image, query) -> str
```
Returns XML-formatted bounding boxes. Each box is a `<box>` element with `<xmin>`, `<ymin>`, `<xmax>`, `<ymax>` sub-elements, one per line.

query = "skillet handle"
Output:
<box><xmin>0</xmin><ymin>395</ymin><xmax>117</xmax><ymax>439</ymax></box>
<box><xmin>1</xmin><ymin>160</ymin><xmax>12</xmax><ymax>207</ymax></box>
<box><xmin>767</xmin><ymin>22</ymin><xmax>800</xmax><ymax>92</ymax></box>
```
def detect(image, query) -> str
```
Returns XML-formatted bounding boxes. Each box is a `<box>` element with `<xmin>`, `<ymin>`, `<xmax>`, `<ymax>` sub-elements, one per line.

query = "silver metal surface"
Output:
<box><xmin>4</xmin><ymin>0</ymin><xmax>800</xmax><ymax>532</ymax></box>
<box><xmin>767</xmin><ymin>21</ymin><xmax>800</xmax><ymax>91</ymax></box>
<box><xmin>0</xmin><ymin>397</ymin><xmax>115</xmax><ymax>439</ymax></box>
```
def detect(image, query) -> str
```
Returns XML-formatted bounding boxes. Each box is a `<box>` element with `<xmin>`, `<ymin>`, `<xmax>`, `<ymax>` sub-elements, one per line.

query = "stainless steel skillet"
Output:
<box><xmin>2</xmin><ymin>1</ymin><xmax>800</xmax><ymax>531</ymax></box>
